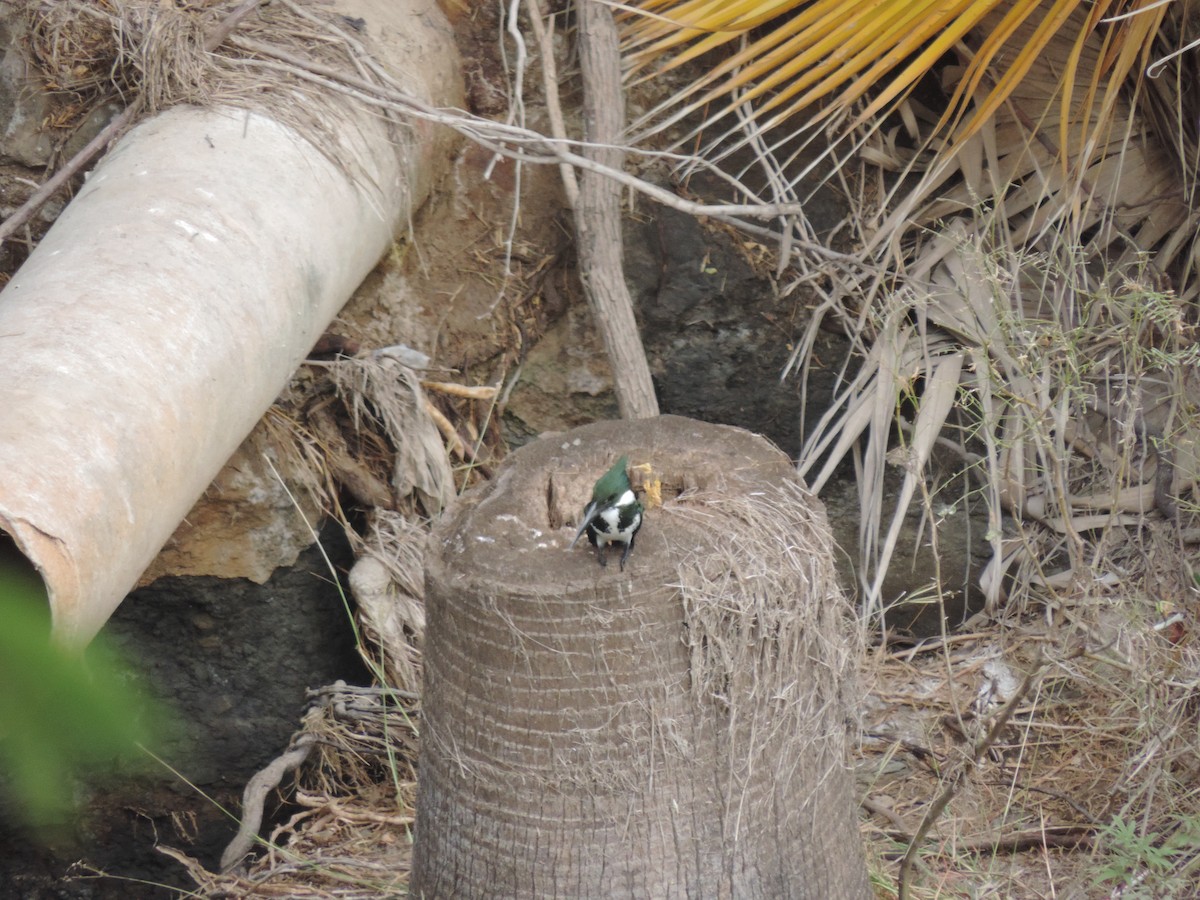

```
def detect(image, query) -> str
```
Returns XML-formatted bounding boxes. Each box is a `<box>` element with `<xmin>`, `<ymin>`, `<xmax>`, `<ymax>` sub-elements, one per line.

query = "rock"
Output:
<box><xmin>504</xmin><ymin>299</ymin><xmax>619</xmax><ymax>440</ymax></box>
<box><xmin>0</xmin><ymin>12</ymin><xmax>52</xmax><ymax>167</ymax></box>
<box><xmin>138</xmin><ymin>423</ymin><xmax>325</xmax><ymax>585</ymax></box>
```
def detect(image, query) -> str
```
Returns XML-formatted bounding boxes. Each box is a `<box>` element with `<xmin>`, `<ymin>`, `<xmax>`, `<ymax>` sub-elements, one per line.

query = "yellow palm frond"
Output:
<box><xmin>623</xmin><ymin>0</ymin><xmax>1167</xmax><ymax>162</ymax></box>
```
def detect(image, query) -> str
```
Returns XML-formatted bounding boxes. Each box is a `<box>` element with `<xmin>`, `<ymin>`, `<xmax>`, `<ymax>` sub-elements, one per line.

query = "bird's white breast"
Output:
<box><xmin>599</xmin><ymin>504</ymin><xmax>622</xmax><ymax>531</ymax></box>
<box><xmin>598</xmin><ymin>490</ymin><xmax>635</xmax><ymax>531</ymax></box>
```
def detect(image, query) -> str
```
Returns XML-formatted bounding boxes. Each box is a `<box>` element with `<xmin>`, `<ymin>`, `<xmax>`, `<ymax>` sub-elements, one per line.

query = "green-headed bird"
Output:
<box><xmin>569</xmin><ymin>456</ymin><xmax>643</xmax><ymax>571</ymax></box>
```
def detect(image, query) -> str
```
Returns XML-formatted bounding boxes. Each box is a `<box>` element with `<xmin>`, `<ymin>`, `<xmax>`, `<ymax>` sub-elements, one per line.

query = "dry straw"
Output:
<box><xmin>672</xmin><ymin>481</ymin><xmax>862</xmax><ymax>748</ymax></box>
<box><xmin>28</xmin><ymin>0</ymin><xmax>402</xmax><ymax>175</ymax></box>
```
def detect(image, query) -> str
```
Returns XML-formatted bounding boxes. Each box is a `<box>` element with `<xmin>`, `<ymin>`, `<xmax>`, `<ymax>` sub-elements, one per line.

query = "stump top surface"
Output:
<box><xmin>427</xmin><ymin>415</ymin><xmax>803</xmax><ymax>590</ymax></box>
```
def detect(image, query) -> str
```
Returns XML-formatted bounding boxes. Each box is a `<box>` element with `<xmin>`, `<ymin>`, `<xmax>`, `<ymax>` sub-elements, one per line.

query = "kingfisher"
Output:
<box><xmin>569</xmin><ymin>456</ymin><xmax>643</xmax><ymax>571</ymax></box>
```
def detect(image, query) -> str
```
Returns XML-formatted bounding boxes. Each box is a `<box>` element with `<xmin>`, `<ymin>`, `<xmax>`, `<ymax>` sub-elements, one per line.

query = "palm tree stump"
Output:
<box><xmin>412</xmin><ymin>415</ymin><xmax>869</xmax><ymax>898</ymax></box>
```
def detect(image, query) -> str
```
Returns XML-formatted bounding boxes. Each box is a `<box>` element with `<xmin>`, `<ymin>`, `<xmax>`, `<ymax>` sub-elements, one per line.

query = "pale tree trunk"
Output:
<box><xmin>412</xmin><ymin>415</ymin><xmax>869</xmax><ymax>898</ymax></box>
<box><xmin>0</xmin><ymin>0</ymin><xmax>460</xmax><ymax>646</ymax></box>
<box><xmin>575</xmin><ymin>0</ymin><xmax>660</xmax><ymax>419</ymax></box>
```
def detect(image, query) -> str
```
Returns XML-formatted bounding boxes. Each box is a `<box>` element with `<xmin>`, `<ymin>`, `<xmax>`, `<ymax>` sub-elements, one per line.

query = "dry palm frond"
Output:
<box><xmin>800</xmin><ymin>10</ymin><xmax>1200</xmax><ymax>619</ymax></box>
<box><xmin>795</xmin><ymin>289</ymin><xmax>968</xmax><ymax>619</ymax></box>
<box><xmin>619</xmin><ymin>0</ymin><xmax>1200</xmax><ymax>629</ymax></box>
<box><xmin>349</xmin><ymin>510</ymin><xmax>427</xmax><ymax>694</ymax></box>
<box><xmin>621</xmin><ymin>0</ymin><xmax>1165</xmax><ymax>170</ymax></box>
<box><xmin>869</xmin><ymin>6</ymin><xmax>1198</xmax><ymax>287</ymax></box>
<box><xmin>804</xmin><ymin>207</ymin><xmax>1200</xmax><ymax>616</ymax></box>
<box><xmin>328</xmin><ymin>356</ymin><xmax>457</xmax><ymax>517</ymax></box>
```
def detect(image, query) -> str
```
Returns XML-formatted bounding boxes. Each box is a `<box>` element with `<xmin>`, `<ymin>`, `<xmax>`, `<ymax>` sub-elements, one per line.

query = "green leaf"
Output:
<box><xmin>0</xmin><ymin>562</ymin><xmax>165</xmax><ymax>829</ymax></box>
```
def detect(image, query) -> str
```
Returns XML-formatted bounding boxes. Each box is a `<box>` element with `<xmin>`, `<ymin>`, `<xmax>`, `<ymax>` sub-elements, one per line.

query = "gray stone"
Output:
<box><xmin>0</xmin><ymin>11</ymin><xmax>53</xmax><ymax>167</ymax></box>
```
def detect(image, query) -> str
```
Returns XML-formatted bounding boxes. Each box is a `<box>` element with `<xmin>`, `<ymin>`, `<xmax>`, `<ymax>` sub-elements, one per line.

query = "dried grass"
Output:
<box><xmin>673</xmin><ymin>481</ymin><xmax>863</xmax><ymax>750</ymax></box>
<box><xmin>329</xmin><ymin>356</ymin><xmax>457</xmax><ymax>517</ymax></box>
<box><xmin>27</xmin><ymin>0</ymin><xmax>404</xmax><ymax>177</ymax></box>
<box><xmin>269</xmin><ymin>348</ymin><xmax>506</xmax><ymax>703</ymax></box>
<box><xmin>168</xmin><ymin>683</ymin><xmax>419</xmax><ymax>898</ymax></box>
<box><xmin>857</xmin><ymin>595</ymin><xmax>1200</xmax><ymax>898</ymax></box>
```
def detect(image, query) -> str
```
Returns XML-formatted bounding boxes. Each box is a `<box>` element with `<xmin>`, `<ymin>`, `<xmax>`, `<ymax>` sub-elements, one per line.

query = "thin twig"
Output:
<box><xmin>882</xmin><ymin>826</ymin><xmax>1097</xmax><ymax>858</ymax></box>
<box><xmin>226</xmin><ymin>35</ymin><xmax>874</xmax><ymax>275</ymax></box>
<box><xmin>496</xmin><ymin>0</ymin><xmax>528</xmax><ymax>276</ymax></box>
<box><xmin>526</xmin><ymin>0</ymin><xmax>579</xmax><ymax>207</ymax></box>
<box><xmin>896</xmin><ymin>647</ymin><xmax>1077</xmax><ymax>899</ymax></box>
<box><xmin>225</xmin><ymin>39</ymin><xmax>854</xmax><ymax>226</ymax></box>
<box><xmin>0</xmin><ymin>104</ymin><xmax>139</xmax><ymax>248</ymax></box>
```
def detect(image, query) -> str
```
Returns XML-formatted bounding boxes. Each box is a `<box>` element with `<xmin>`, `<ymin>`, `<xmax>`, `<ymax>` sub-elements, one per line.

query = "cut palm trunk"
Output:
<box><xmin>413</xmin><ymin>415</ymin><xmax>869</xmax><ymax>898</ymax></box>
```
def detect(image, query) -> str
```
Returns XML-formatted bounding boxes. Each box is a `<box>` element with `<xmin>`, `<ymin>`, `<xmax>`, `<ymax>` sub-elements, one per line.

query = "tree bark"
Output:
<box><xmin>575</xmin><ymin>0</ymin><xmax>660</xmax><ymax>419</ymax></box>
<box><xmin>412</xmin><ymin>415</ymin><xmax>869</xmax><ymax>898</ymax></box>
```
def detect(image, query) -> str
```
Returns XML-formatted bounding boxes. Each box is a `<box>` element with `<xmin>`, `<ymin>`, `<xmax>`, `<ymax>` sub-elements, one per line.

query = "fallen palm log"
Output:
<box><xmin>0</xmin><ymin>0</ymin><xmax>460</xmax><ymax>645</ymax></box>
